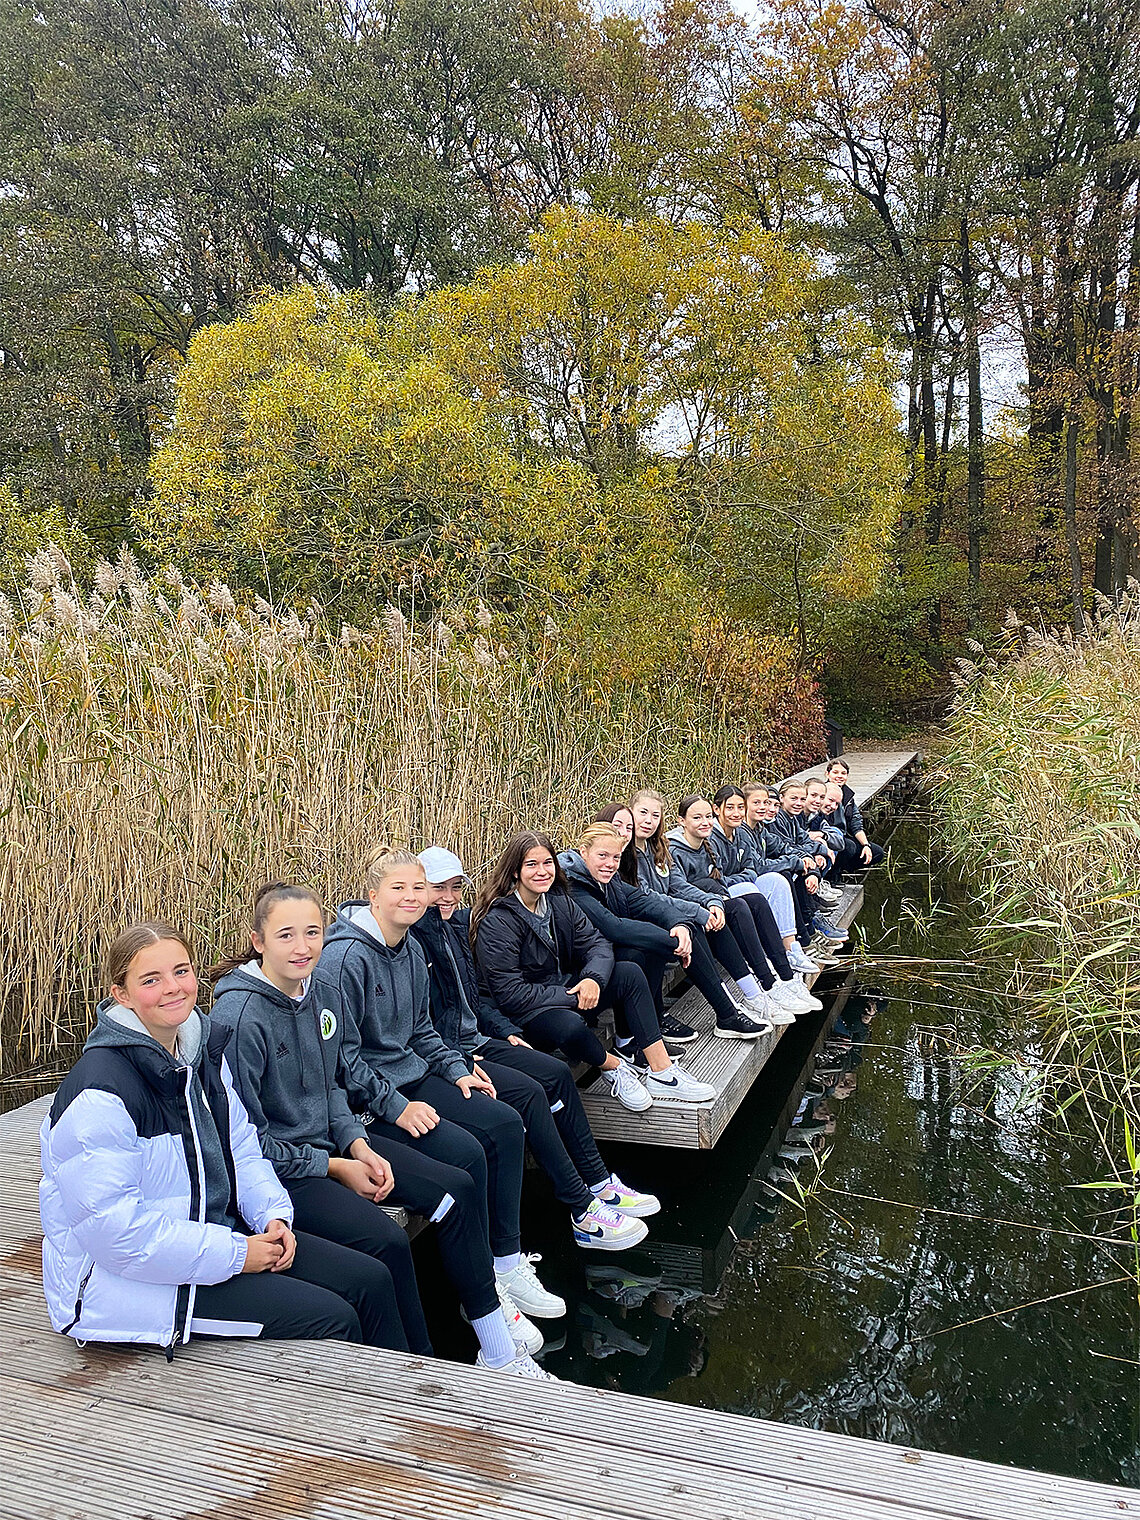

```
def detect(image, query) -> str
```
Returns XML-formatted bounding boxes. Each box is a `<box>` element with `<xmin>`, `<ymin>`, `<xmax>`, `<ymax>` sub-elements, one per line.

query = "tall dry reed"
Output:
<box><xmin>0</xmin><ymin>547</ymin><xmax>758</xmax><ymax>1074</ymax></box>
<box><xmin>940</xmin><ymin>598</ymin><xmax>1140</xmax><ymax>1263</ymax></box>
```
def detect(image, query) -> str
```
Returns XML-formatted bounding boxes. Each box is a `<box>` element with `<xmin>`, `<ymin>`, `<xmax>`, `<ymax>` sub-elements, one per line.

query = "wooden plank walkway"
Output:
<box><xmin>787</xmin><ymin>748</ymin><xmax>922</xmax><ymax>806</ymax></box>
<box><xmin>1</xmin><ymin>1098</ymin><xmax>1136</xmax><ymax>1520</ymax></box>
<box><xmin>578</xmin><ymin>884</ymin><xmax>864</xmax><ymax>1149</ymax></box>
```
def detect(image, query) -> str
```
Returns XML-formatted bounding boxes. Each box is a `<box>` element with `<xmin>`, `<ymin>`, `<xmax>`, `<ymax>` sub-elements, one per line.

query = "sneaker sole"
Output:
<box><xmin>660</xmin><ymin>1029</ymin><xmax>700</xmax><ymax>1044</ymax></box>
<box><xmin>574</xmin><ymin>1221</ymin><xmax>650</xmax><ymax>1251</ymax></box>
<box><xmin>714</xmin><ymin>1025</ymin><xmax>763</xmax><ymax>1039</ymax></box>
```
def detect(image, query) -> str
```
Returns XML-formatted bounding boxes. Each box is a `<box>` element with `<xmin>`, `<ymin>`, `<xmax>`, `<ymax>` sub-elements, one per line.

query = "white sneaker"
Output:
<box><xmin>497</xmin><ymin>1280</ymin><xmax>544</xmax><ymax>1352</ymax></box>
<box><xmin>496</xmin><ymin>1254</ymin><xmax>566</xmax><ymax>1319</ymax></box>
<box><xmin>476</xmin><ymin>1349</ymin><xmax>561</xmax><ymax>1380</ymax></box>
<box><xmin>770</xmin><ymin>978</ymin><xmax>814</xmax><ymax>1015</ymax></box>
<box><xmin>788</xmin><ymin>945</ymin><xmax>819</xmax><ymax>975</ymax></box>
<box><xmin>593</xmin><ymin>1174</ymin><xmax>661</xmax><ymax>1217</ymax></box>
<box><xmin>644</xmin><ymin>1065</ymin><xmax>717</xmax><ymax>1102</ymax></box>
<box><xmin>572</xmin><ymin>1195</ymin><xmax>650</xmax><ymax>1251</ymax></box>
<box><xmin>464</xmin><ymin>1281</ymin><xmax>543</xmax><ymax>1352</ymax></box>
<box><xmin>790</xmin><ymin>975</ymin><xmax>824</xmax><ymax>1012</ymax></box>
<box><xmin>817</xmin><ymin>884</ymin><xmax>844</xmax><ymax>904</ymax></box>
<box><xmin>607</xmin><ymin>1060</ymin><xmax>652</xmax><ymax>1111</ymax></box>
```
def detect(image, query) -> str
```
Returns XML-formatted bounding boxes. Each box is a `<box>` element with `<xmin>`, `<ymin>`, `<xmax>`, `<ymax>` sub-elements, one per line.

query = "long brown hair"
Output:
<box><xmin>469</xmin><ymin>830</ymin><xmax>568</xmax><ymax>945</ymax></box>
<box><xmin>677</xmin><ymin>794</ymin><xmax>721</xmax><ymax>879</ymax></box>
<box><xmin>106</xmin><ymin>922</ymin><xmax>194</xmax><ymax>992</ymax></box>
<box><xmin>631</xmin><ymin>788</ymin><xmax>673</xmax><ymax>874</ymax></box>
<box><xmin>209</xmin><ymin>882</ymin><xmax>324</xmax><ymax>982</ymax></box>
<box><xmin>590</xmin><ymin>803</ymin><xmax>637</xmax><ymax>883</ymax></box>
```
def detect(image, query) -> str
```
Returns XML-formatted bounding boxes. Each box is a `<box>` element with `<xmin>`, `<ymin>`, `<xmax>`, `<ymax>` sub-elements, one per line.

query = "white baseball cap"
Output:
<box><xmin>417</xmin><ymin>846</ymin><xmax>470</xmax><ymax>884</ymax></box>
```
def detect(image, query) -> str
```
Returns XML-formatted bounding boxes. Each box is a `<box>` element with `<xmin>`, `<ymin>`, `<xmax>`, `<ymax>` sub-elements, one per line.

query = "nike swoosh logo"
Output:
<box><xmin>651</xmin><ymin>1076</ymin><xmax>679</xmax><ymax>1087</ymax></box>
<box><xmin>577</xmin><ymin>1225</ymin><xmax>605</xmax><ymax>1238</ymax></box>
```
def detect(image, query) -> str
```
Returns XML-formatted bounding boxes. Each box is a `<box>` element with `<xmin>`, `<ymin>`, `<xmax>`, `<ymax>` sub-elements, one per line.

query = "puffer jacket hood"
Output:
<box><xmin>40</xmin><ymin>999</ymin><xmax>289</xmax><ymax>1353</ymax></box>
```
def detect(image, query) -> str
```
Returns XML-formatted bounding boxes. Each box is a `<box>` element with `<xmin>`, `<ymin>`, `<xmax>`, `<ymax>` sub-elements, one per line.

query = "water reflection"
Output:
<box><xmin>498</xmin><ymin>812</ymin><xmax>1139</xmax><ymax>1487</ymax></box>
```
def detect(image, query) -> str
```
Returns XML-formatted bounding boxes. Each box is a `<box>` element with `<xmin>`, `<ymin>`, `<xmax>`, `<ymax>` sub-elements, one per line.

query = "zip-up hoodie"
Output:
<box><xmin>768</xmin><ymin>807</ymin><xmax>818</xmax><ymax>864</ymax></box>
<box><xmin>210</xmin><ymin>964</ymin><xmax>367</xmax><ymax>1180</ymax></box>
<box><xmin>39</xmin><ymin>1001</ymin><xmax>289</xmax><ymax>1351</ymax></box>
<box><xmin>410</xmin><ymin>905</ymin><xmax>522</xmax><ymax>1058</ymax></box>
<box><xmin>559</xmin><ymin>848</ymin><xmax>680</xmax><ymax>954</ymax></box>
<box><xmin>315</xmin><ymin>903</ymin><xmax>469</xmax><ymax>1123</ymax></box>
<box><xmin>806</xmin><ymin>810</ymin><xmax>845</xmax><ymax>853</ymax></box>
<box><xmin>744</xmin><ymin>817</ymin><xmax>808</xmax><ymax>876</ymax></box>
<box><xmin>634</xmin><ymin>843</ymin><xmax>717</xmax><ymax>927</ymax></box>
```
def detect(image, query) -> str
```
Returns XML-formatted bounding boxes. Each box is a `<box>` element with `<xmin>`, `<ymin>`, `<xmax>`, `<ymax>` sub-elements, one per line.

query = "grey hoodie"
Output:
<box><xmin>210</xmin><ymin>964</ymin><xmax>367</xmax><ymax>1180</ymax></box>
<box><xmin>633</xmin><ymin>843</ymin><xmax>716</xmax><ymax>927</ymax></box>
<box><xmin>315</xmin><ymin>903</ymin><xmax>469</xmax><ymax>1123</ymax></box>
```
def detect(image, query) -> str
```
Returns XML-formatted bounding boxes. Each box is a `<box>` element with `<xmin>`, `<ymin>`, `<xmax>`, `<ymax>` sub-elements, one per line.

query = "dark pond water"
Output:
<box><xmin>425</xmin><ymin>806</ymin><xmax>1137</xmax><ymax>1486</ymax></box>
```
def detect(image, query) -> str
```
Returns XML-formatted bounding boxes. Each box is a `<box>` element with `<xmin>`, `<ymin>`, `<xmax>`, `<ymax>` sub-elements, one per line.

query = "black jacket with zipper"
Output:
<box><xmin>473</xmin><ymin>891</ymin><xmax>615</xmax><ymax>1025</ymax></box>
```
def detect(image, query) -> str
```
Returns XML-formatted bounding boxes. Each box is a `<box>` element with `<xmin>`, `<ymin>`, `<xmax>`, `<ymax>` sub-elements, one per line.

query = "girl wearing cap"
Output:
<box><xmin>412</xmin><ymin>846</ymin><xmax>659</xmax><ymax>1252</ymax></box>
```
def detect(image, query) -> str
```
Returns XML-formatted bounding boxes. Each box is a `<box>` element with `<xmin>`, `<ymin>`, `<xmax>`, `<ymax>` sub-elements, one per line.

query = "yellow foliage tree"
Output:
<box><xmin>148</xmin><ymin>209</ymin><xmax>901</xmax><ymax>672</ymax></box>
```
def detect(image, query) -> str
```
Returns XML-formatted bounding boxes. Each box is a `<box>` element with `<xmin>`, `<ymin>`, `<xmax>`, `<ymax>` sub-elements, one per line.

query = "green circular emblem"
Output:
<box><xmin>320</xmin><ymin>1009</ymin><xmax>337</xmax><ymax>1041</ymax></box>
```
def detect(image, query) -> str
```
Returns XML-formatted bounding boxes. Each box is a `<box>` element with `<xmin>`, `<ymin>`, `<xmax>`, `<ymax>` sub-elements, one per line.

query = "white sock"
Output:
<box><xmin>494</xmin><ymin>1252</ymin><xmax>521</xmax><ymax>1276</ymax></box>
<box><xmin>472</xmin><ymin>1309</ymin><xmax>517</xmax><ymax>1367</ymax></box>
<box><xmin>590</xmin><ymin>1173</ymin><xmax>616</xmax><ymax>1196</ymax></box>
<box><xmin>736</xmin><ymin>974</ymin><xmax>762</xmax><ymax>999</ymax></box>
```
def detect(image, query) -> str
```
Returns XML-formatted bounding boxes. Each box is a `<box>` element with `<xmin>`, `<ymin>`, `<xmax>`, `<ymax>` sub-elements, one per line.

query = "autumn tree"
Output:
<box><xmin>148</xmin><ymin>211</ymin><xmax>901</xmax><ymax>671</ymax></box>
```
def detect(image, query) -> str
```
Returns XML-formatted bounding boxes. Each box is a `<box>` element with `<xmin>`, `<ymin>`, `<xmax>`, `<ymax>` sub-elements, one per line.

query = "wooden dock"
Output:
<box><xmin>787</xmin><ymin>748</ymin><xmax>922</xmax><ymax>807</ymax></box>
<box><xmin>579</xmin><ymin>883</ymin><xmax>863</xmax><ymax>1150</ymax></box>
<box><xmin>1</xmin><ymin>1095</ymin><xmax>1135</xmax><ymax>1520</ymax></box>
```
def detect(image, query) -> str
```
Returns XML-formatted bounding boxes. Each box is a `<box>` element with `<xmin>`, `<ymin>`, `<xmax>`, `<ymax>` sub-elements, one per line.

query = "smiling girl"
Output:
<box><xmin>210</xmin><ymin>882</ymin><xmax>548</xmax><ymax>1377</ymax></box>
<box><xmin>316</xmin><ymin>846</ymin><xmax>564</xmax><ymax>1368</ymax></box>
<box><xmin>40</xmin><ymin>922</ymin><xmax>410</xmax><ymax>1355</ymax></box>
<box><xmin>667</xmin><ymin>796</ymin><xmax>821</xmax><ymax>1017</ymax></box>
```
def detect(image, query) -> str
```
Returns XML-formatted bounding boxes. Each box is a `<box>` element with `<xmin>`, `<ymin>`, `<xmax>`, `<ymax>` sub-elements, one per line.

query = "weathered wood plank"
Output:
<box><xmin>785</xmin><ymin>749</ymin><xmax>922</xmax><ymax>807</ymax></box>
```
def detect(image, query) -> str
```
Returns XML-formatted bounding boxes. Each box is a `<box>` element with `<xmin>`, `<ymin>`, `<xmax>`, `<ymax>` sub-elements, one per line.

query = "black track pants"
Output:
<box><xmin>192</xmin><ymin>1228</ymin><xmax>411</xmax><ymax>1350</ymax></box>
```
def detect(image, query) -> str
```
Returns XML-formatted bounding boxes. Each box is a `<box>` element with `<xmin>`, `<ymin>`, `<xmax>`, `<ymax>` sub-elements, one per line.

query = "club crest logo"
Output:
<box><xmin>320</xmin><ymin>1008</ymin><xmax>337</xmax><ymax>1042</ymax></box>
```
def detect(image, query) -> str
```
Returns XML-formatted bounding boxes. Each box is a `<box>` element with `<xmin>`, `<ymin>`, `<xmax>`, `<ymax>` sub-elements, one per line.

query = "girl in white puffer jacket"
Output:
<box><xmin>40</xmin><ymin>921</ymin><xmax>418</xmax><ymax>1357</ymax></box>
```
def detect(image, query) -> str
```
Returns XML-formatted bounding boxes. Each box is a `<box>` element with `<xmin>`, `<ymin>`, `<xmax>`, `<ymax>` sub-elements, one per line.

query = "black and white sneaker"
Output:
<box><xmin>659</xmin><ymin>1012</ymin><xmax>699</xmax><ymax>1044</ymax></box>
<box><xmin>715</xmin><ymin>1009</ymin><xmax>767</xmax><ymax>1040</ymax></box>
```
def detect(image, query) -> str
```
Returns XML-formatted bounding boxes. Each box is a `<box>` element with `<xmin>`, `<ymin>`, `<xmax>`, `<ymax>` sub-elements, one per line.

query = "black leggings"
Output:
<box><xmin>478</xmin><ymin>1038</ymin><xmax>609</xmax><ymax>1192</ymax></box>
<box><xmin>192</xmin><ymin>1228</ymin><xmax>410</xmax><ymax>1349</ymax></box>
<box><xmin>522</xmin><ymin>960</ymin><xmax>662</xmax><ymax>1061</ymax></box>
<box><xmin>285</xmin><ymin>1176</ymin><xmax>433</xmax><ymax>1353</ymax></box>
<box><xmin>476</xmin><ymin>1048</ymin><xmax>596</xmax><ymax>1214</ymax></box>
<box><xmin>725</xmin><ymin>893</ymin><xmax>793</xmax><ymax>981</ymax></box>
<box><xmin>366</xmin><ymin>1072</ymin><xmax>524</xmax><ymax>1260</ymax></box>
<box><xmin>839</xmin><ymin>838</ymin><xmax>885</xmax><ymax>871</ymax></box>
<box><xmin>620</xmin><ymin>939</ymin><xmax>739</xmax><ymax>1025</ymax></box>
<box><xmin>346</xmin><ymin>1132</ymin><xmax>501</xmax><ymax>1322</ymax></box>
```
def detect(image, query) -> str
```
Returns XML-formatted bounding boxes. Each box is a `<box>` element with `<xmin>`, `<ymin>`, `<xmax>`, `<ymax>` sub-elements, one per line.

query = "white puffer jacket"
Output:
<box><xmin>40</xmin><ymin>1004</ymin><xmax>291</xmax><ymax>1353</ymax></box>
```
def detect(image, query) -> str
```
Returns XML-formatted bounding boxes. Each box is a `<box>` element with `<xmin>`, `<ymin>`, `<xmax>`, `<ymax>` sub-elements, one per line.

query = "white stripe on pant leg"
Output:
<box><xmin>430</xmin><ymin>1192</ymin><xmax>455</xmax><ymax>1224</ymax></box>
<box><xmin>189</xmin><ymin>1317</ymin><xmax>264</xmax><ymax>1337</ymax></box>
